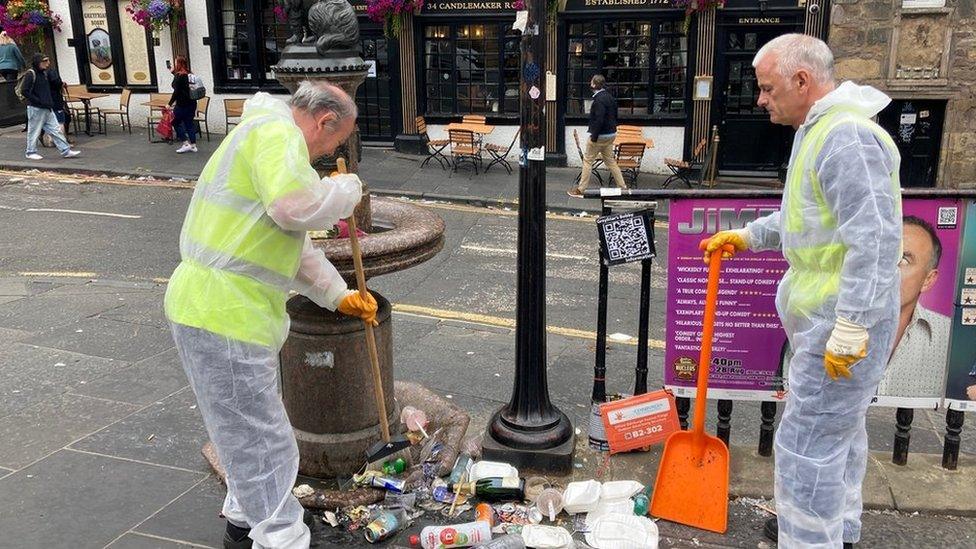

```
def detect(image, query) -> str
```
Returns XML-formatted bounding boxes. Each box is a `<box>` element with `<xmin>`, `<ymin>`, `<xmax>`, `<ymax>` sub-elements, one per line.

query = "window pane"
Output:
<box><xmin>257</xmin><ymin>0</ymin><xmax>289</xmax><ymax>80</ymax></box>
<box><xmin>422</xmin><ymin>22</ymin><xmax>516</xmax><ymax>115</ymax></box>
<box><xmin>221</xmin><ymin>0</ymin><xmax>251</xmax><ymax>81</ymax></box>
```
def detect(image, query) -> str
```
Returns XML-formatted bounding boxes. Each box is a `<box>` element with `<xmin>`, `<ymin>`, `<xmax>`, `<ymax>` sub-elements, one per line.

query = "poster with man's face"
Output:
<box><xmin>944</xmin><ymin>201</ymin><xmax>976</xmax><ymax>411</ymax></box>
<box><xmin>873</xmin><ymin>199</ymin><xmax>963</xmax><ymax>408</ymax></box>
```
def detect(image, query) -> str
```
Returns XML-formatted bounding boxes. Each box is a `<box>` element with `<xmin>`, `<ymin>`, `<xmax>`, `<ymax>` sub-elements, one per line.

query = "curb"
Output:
<box><xmin>0</xmin><ymin>163</ymin><xmax>668</xmax><ymax>219</ymax></box>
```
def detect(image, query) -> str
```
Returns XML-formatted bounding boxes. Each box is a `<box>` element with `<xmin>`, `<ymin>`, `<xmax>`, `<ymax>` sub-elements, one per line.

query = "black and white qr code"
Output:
<box><xmin>603</xmin><ymin>216</ymin><xmax>651</xmax><ymax>261</ymax></box>
<box><xmin>937</xmin><ymin>207</ymin><xmax>958</xmax><ymax>228</ymax></box>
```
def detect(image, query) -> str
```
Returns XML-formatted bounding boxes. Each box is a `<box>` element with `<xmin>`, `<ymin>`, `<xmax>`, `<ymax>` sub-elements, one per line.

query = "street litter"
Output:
<box><xmin>413</xmin><ymin>520</ymin><xmax>492</xmax><ymax>548</ymax></box>
<box><xmin>521</xmin><ymin>524</ymin><xmax>575</xmax><ymax>548</ymax></box>
<box><xmin>584</xmin><ymin>513</ymin><xmax>658</xmax><ymax>549</ymax></box>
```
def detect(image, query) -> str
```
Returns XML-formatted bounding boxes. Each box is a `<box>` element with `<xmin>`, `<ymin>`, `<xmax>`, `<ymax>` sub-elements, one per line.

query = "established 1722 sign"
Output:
<box><xmin>596</xmin><ymin>209</ymin><xmax>656</xmax><ymax>266</ymax></box>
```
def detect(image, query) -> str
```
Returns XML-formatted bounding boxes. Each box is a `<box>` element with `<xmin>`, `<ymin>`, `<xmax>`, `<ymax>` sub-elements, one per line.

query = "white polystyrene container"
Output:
<box><xmin>599</xmin><ymin>480</ymin><xmax>644</xmax><ymax>502</ymax></box>
<box><xmin>584</xmin><ymin>513</ymin><xmax>658</xmax><ymax>549</ymax></box>
<box><xmin>520</xmin><ymin>524</ymin><xmax>576</xmax><ymax>548</ymax></box>
<box><xmin>561</xmin><ymin>480</ymin><xmax>602</xmax><ymax>514</ymax></box>
<box><xmin>468</xmin><ymin>460</ymin><xmax>520</xmax><ymax>482</ymax></box>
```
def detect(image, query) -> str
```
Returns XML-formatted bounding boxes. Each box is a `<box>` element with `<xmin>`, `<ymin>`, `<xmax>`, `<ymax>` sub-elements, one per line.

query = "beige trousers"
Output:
<box><xmin>578</xmin><ymin>136</ymin><xmax>627</xmax><ymax>191</ymax></box>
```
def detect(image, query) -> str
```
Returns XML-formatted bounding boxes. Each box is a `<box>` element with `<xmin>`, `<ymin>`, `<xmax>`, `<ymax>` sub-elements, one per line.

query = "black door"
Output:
<box><xmin>878</xmin><ymin>99</ymin><xmax>946</xmax><ymax>188</ymax></box>
<box><xmin>357</xmin><ymin>31</ymin><xmax>399</xmax><ymax>143</ymax></box>
<box><xmin>713</xmin><ymin>22</ymin><xmax>801</xmax><ymax>174</ymax></box>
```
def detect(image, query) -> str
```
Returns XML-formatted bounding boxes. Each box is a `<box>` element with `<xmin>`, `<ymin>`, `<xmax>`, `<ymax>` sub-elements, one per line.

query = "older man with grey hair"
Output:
<box><xmin>702</xmin><ymin>34</ymin><xmax>902</xmax><ymax>548</ymax></box>
<box><xmin>165</xmin><ymin>81</ymin><xmax>378</xmax><ymax>549</ymax></box>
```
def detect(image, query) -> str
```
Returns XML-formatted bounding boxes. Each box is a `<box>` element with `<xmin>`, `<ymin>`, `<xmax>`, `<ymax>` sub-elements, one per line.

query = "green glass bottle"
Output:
<box><xmin>448</xmin><ymin>476</ymin><xmax>526</xmax><ymax>502</ymax></box>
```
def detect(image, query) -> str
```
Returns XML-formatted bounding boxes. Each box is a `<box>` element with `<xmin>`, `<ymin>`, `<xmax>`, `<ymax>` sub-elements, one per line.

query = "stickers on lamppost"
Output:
<box><xmin>529</xmin><ymin>86</ymin><xmax>541</xmax><ymax>99</ymax></box>
<box><xmin>600</xmin><ymin>390</ymin><xmax>680</xmax><ymax>454</ymax></box>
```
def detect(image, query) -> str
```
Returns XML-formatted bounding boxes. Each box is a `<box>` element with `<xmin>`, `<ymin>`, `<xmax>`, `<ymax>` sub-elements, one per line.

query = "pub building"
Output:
<box><xmin>39</xmin><ymin>0</ymin><xmax>958</xmax><ymax>184</ymax></box>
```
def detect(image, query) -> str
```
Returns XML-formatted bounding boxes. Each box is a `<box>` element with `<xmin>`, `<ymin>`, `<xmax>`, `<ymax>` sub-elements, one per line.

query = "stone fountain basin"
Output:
<box><xmin>312</xmin><ymin>197</ymin><xmax>445</xmax><ymax>283</ymax></box>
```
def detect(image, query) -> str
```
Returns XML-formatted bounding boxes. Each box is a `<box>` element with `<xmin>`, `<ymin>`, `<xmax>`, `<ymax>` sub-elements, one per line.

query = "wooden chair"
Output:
<box><xmin>147</xmin><ymin>93</ymin><xmax>171</xmax><ymax>142</ymax></box>
<box><xmin>572</xmin><ymin>129</ymin><xmax>602</xmax><ymax>186</ymax></box>
<box><xmin>417</xmin><ymin>115</ymin><xmax>450</xmax><ymax>170</ymax></box>
<box><xmin>96</xmin><ymin>88</ymin><xmax>132</xmax><ymax>134</ymax></box>
<box><xmin>65</xmin><ymin>84</ymin><xmax>99</xmax><ymax>134</ymax></box>
<box><xmin>224</xmin><ymin>98</ymin><xmax>245</xmax><ymax>131</ymax></box>
<box><xmin>664</xmin><ymin>138</ymin><xmax>708</xmax><ymax>188</ymax></box>
<box><xmin>194</xmin><ymin>96</ymin><xmax>211</xmax><ymax>141</ymax></box>
<box><xmin>461</xmin><ymin>114</ymin><xmax>487</xmax><ymax>125</ymax></box>
<box><xmin>484</xmin><ymin>129</ymin><xmax>520</xmax><ymax>175</ymax></box>
<box><xmin>448</xmin><ymin>129</ymin><xmax>481</xmax><ymax>175</ymax></box>
<box><xmin>615</xmin><ymin>142</ymin><xmax>646</xmax><ymax>185</ymax></box>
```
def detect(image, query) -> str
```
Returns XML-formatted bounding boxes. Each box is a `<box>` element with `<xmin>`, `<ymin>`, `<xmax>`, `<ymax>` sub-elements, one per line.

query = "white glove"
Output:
<box><xmin>826</xmin><ymin>317</ymin><xmax>868</xmax><ymax>357</ymax></box>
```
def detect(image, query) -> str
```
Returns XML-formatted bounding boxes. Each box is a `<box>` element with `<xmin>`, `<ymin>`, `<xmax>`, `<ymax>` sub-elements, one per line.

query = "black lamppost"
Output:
<box><xmin>481</xmin><ymin>0</ymin><xmax>575</xmax><ymax>472</ymax></box>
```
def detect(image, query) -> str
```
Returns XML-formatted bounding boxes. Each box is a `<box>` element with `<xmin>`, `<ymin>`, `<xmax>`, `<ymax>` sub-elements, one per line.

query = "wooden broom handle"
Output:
<box><xmin>336</xmin><ymin>158</ymin><xmax>390</xmax><ymax>443</ymax></box>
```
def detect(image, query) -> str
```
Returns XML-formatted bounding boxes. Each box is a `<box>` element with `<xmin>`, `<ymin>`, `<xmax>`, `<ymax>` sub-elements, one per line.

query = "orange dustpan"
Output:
<box><xmin>650</xmin><ymin>243</ymin><xmax>732</xmax><ymax>534</ymax></box>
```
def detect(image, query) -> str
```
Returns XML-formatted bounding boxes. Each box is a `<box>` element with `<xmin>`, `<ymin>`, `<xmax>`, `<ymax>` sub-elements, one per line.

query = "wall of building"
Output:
<box><xmin>830</xmin><ymin>0</ymin><xmax>976</xmax><ymax>188</ymax></box>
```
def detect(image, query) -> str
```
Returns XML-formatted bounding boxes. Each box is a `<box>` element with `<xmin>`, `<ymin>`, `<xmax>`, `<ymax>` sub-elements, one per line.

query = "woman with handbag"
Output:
<box><xmin>168</xmin><ymin>56</ymin><xmax>197</xmax><ymax>153</ymax></box>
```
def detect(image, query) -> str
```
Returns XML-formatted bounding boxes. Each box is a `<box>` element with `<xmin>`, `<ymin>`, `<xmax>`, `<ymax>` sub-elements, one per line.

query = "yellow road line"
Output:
<box><xmin>0</xmin><ymin>168</ymin><xmax>194</xmax><ymax>189</ymax></box>
<box><xmin>17</xmin><ymin>271</ymin><xmax>99</xmax><ymax>278</ymax></box>
<box><xmin>392</xmin><ymin>303</ymin><xmax>665</xmax><ymax>349</ymax></box>
<box><xmin>404</xmin><ymin>199</ymin><xmax>669</xmax><ymax>228</ymax></box>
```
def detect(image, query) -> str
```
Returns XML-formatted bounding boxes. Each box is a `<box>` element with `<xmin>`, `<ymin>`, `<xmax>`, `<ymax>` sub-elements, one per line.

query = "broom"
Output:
<box><xmin>335</xmin><ymin>158</ymin><xmax>412</xmax><ymax>472</ymax></box>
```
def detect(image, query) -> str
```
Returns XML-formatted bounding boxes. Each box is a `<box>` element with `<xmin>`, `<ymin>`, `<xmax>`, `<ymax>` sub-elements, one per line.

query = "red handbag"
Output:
<box><xmin>156</xmin><ymin>108</ymin><xmax>175</xmax><ymax>141</ymax></box>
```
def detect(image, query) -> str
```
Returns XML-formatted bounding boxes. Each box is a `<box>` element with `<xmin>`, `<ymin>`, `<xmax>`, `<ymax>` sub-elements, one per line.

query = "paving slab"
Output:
<box><xmin>0</xmin><ymin>392</ymin><xmax>139</xmax><ymax>470</ymax></box>
<box><xmin>25</xmin><ymin>317</ymin><xmax>174</xmax><ymax>363</ymax></box>
<box><xmin>882</xmin><ymin>452</ymin><xmax>976</xmax><ymax>515</ymax></box>
<box><xmin>98</xmin><ymin>291</ymin><xmax>168</xmax><ymax>329</ymax></box>
<box><xmin>70</xmin><ymin>348</ymin><xmax>188</xmax><ymax>406</ymax></box>
<box><xmin>0</xmin><ymin>278</ymin><xmax>31</xmax><ymax>296</ymax></box>
<box><xmin>69</xmin><ymin>388</ymin><xmax>210</xmax><ymax>473</ymax></box>
<box><xmin>133</xmin><ymin>475</ymin><xmax>226</xmax><ymax>548</ymax></box>
<box><xmin>0</xmin><ymin>449</ymin><xmax>204</xmax><ymax>549</ymax></box>
<box><xmin>0</xmin><ymin>343</ymin><xmax>129</xmax><ymax>417</ymax></box>
<box><xmin>105</xmin><ymin>533</ymin><xmax>202</xmax><ymax>549</ymax></box>
<box><xmin>0</xmin><ymin>326</ymin><xmax>33</xmax><ymax>342</ymax></box>
<box><xmin>0</xmin><ymin>291</ymin><xmax>126</xmax><ymax>332</ymax></box>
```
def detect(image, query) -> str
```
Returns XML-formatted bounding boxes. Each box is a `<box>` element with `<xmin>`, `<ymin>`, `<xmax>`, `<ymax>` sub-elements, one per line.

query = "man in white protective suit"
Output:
<box><xmin>165</xmin><ymin>82</ymin><xmax>379</xmax><ymax>549</ymax></box>
<box><xmin>702</xmin><ymin>34</ymin><xmax>902</xmax><ymax>548</ymax></box>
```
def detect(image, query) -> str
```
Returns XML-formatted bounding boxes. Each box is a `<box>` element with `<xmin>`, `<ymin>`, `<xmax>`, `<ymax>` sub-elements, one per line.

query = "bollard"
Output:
<box><xmin>758</xmin><ymin>401</ymin><xmax>777</xmax><ymax>457</ymax></box>
<box><xmin>943</xmin><ymin>409</ymin><xmax>965</xmax><ymax>470</ymax></box>
<box><xmin>892</xmin><ymin>407</ymin><xmax>913</xmax><ymax>466</ymax></box>
<box><xmin>716</xmin><ymin>399</ymin><xmax>733</xmax><ymax>446</ymax></box>
<box><xmin>677</xmin><ymin>396</ymin><xmax>690</xmax><ymax>430</ymax></box>
<box><xmin>634</xmin><ymin>257</ymin><xmax>652</xmax><ymax>396</ymax></box>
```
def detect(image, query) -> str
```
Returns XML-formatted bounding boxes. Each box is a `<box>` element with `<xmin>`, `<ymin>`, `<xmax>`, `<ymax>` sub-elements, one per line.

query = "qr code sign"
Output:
<box><xmin>597</xmin><ymin>210</ymin><xmax>656</xmax><ymax>265</ymax></box>
<box><xmin>937</xmin><ymin>207</ymin><xmax>958</xmax><ymax>228</ymax></box>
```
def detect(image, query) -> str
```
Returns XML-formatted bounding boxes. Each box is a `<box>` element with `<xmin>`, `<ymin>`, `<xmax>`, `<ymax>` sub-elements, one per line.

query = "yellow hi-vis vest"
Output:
<box><xmin>164</xmin><ymin>109</ymin><xmax>311</xmax><ymax>348</ymax></box>
<box><xmin>779</xmin><ymin>107</ymin><xmax>902</xmax><ymax>318</ymax></box>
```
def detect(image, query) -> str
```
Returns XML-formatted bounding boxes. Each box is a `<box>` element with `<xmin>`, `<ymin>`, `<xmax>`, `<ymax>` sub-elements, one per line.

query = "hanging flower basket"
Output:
<box><xmin>0</xmin><ymin>0</ymin><xmax>63</xmax><ymax>48</ymax></box>
<box><xmin>365</xmin><ymin>0</ymin><xmax>424</xmax><ymax>39</ymax></box>
<box><xmin>125</xmin><ymin>0</ymin><xmax>186</xmax><ymax>32</ymax></box>
<box><xmin>672</xmin><ymin>0</ymin><xmax>725</xmax><ymax>34</ymax></box>
<box><xmin>512</xmin><ymin>0</ymin><xmax>565</xmax><ymax>25</ymax></box>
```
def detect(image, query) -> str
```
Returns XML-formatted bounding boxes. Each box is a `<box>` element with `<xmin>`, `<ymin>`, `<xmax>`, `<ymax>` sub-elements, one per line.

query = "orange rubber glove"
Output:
<box><xmin>824</xmin><ymin>318</ymin><xmax>869</xmax><ymax>380</ymax></box>
<box><xmin>337</xmin><ymin>290</ymin><xmax>379</xmax><ymax>326</ymax></box>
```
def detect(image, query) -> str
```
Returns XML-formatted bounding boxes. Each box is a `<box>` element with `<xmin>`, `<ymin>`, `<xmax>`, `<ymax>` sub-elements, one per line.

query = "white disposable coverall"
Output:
<box><xmin>745</xmin><ymin>82</ymin><xmax>902</xmax><ymax>547</ymax></box>
<box><xmin>165</xmin><ymin>93</ymin><xmax>361</xmax><ymax>548</ymax></box>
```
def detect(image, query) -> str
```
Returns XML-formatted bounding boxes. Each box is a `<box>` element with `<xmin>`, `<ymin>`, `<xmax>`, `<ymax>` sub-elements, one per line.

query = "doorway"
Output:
<box><xmin>713</xmin><ymin>18</ymin><xmax>803</xmax><ymax>175</ymax></box>
<box><xmin>357</xmin><ymin>30</ymin><xmax>400</xmax><ymax>143</ymax></box>
<box><xmin>878</xmin><ymin>99</ymin><xmax>946</xmax><ymax>188</ymax></box>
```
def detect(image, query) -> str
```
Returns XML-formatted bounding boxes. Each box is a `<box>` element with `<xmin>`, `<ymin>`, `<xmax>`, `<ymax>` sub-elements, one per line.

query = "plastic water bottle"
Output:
<box><xmin>474</xmin><ymin>534</ymin><xmax>526</xmax><ymax>548</ymax></box>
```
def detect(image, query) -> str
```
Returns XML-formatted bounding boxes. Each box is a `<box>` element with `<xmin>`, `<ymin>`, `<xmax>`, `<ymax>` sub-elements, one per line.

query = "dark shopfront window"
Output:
<box><xmin>211</xmin><ymin>0</ymin><xmax>288</xmax><ymax>90</ymax></box>
<box><xmin>422</xmin><ymin>22</ymin><xmax>520</xmax><ymax>117</ymax></box>
<box><xmin>566</xmin><ymin>19</ymin><xmax>688</xmax><ymax>118</ymax></box>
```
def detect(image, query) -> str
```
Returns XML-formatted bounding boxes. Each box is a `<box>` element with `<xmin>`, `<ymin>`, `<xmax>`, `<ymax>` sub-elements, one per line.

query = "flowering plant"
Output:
<box><xmin>0</xmin><ymin>0</ymin><xmax>63</xmax><ymax>47</ymax></box>
<box><xmin>672</xmin><ymin>0</ymin><xmax>725</xmax><ymax>33</ymax></box>
<box><xmin>366</xmin><ymin>0</ymin><xmax>424</xmax><ymax>38</ymax></box>
<box><xmin>125</xmin><ymin>0</ymin><xmax>185</xmax><ymax>32</ymax></box>
<box><xmin>511</xmin><ymin>0</ymin><xmax>562</xmax><ymax>24</ymax></box>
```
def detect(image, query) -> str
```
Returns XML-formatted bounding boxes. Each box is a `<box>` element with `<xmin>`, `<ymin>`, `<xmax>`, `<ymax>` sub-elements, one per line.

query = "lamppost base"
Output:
<box><xmin>482</xmin><ymin>410</ymin><xmax>575</xmax><ymax>474</ymax></box>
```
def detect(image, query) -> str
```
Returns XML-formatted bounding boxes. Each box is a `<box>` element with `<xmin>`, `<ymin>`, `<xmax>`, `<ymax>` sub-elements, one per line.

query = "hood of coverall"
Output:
<box><xmin>800</xmin><ymin>81</ymin><xmax>891</xmax><ymax>131</ymax></box>
<box><xmin>241</xmin><ymin>92</ymin><xmax>294</xmax><ymax>122</ymax></box>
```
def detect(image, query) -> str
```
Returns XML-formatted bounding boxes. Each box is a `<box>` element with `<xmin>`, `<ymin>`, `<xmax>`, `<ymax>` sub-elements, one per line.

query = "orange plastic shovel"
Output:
<box><xmin>649</xmin><ymin>243</ymin><xmax>733</xmax><ymax>534</ymax></box>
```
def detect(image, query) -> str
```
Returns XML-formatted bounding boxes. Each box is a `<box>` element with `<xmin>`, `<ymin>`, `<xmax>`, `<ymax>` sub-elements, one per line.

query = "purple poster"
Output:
<box><xmin>664</xmin><ymin>198</ymin><xmax>789</xmax><ymax>401</ymax></box>
<box><xmin>664</xmin><ymin>197</ymin><xmax>965</xmax><ymax>407</ymax></box>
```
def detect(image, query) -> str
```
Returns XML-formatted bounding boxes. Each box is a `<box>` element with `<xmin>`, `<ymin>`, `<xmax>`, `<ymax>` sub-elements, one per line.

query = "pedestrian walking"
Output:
<box><xmin>0</xmin><ymin>31</ymin><xmax>26</xmax><ymax>81</ymax></box>
<box><xmin>165</xmin><ymin>82</ymin><xmax>377</xmax><ymax>549</ymax></box>
<box><xmin>22</xmin><ymin>54</ymin><xmax>80</xmax><ymax>160</ymax></box>
<box><xmin>702</xmin><ymin>34</ymin><xmax>902</xmax><ymax>549</ymax></box>
<box><xmin>42</xmin><ymin>65</ymin><xmax>73</xmax><ymax>147</ymax></box>
<box><xmin>168</xmin><ymin>56</ymin><xmax>198</xmax><ymax>153</ymax></box>
<box><xmin>568</xmin><ymin>74</ymin><xmax>626</xmax><ymax>197</ymax></box>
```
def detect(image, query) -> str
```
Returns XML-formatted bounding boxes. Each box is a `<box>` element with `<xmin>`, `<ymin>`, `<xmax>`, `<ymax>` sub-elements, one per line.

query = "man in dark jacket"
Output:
<box><xmin>569</xmin><ymin>74</ymin><xmax>626</xmax><ymax>197</ymax></box>
<box><xmin>23</xmin><ymin>54</ymin><xmax>79</xmax><ymax>160</ymax></box>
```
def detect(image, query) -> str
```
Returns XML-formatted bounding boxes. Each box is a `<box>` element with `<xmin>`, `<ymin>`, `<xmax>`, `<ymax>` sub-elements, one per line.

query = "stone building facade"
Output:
<box><xmin>830</xmin><ymin>0</ymin><xmax>975</xmax><ymax>188</ymax></box>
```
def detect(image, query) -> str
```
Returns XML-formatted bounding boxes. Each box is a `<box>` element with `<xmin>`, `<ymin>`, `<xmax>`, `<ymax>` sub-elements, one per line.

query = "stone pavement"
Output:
<box><xmin>1</xmin><ymin>275</ymin><xmax>975</xmax><ymax>549</ymax></box>
<box><xmin>0</xmin><ymin>125</ymin><xmax>758</xmax><ymax>217</ymax></box>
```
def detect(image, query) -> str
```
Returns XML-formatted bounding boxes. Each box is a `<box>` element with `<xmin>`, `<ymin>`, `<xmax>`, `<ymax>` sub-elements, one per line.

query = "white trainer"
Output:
<box><xmin>25</xmin><ymin>153</ymin><xmax>43</xmax><ymax>160</ymax></box>
<box><xmin>62</xmin><ymin>150</ymin><xmax>81</xmax><ymax>158</ymax></box>
<box><xmin>176</xmin><ymin>143</ymin><xmax>192</xmax><ymax>154</ymax></box>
